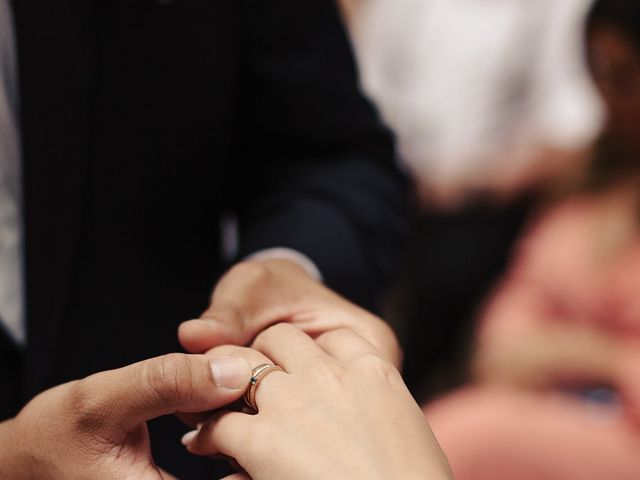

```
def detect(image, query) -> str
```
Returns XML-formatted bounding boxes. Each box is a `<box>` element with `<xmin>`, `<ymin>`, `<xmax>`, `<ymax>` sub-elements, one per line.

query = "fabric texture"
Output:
<box><xmin>425</xmin><ymin>190</ymin><xmax>640</xmax><ymax>479</ymax></box>
<box><xmin>350</xmin><ymin>0</ymin><xmax>604</xmax><ymax>201</ymax></box>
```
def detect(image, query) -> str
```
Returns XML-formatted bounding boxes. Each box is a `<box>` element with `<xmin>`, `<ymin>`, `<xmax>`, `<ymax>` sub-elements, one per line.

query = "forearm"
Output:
<box><xmin>475</xmin><ymin>278</ymin><xmax>618</xmax><ymax>387</ymax></box>
<box><xmin>474</xmin><ymin>325</ymin><xmax>618</xmax><ymax>388</ymax></box>
<box><xmin>233</xmin><ymin>0</ymin><xmax>409</xmax><ymax>310</ymax></box>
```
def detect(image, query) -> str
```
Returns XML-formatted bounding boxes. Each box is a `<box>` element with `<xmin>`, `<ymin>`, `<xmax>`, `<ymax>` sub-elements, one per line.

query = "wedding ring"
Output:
<box><xmin>243</xmin><ymin>364</ymin><xmax>285</xmax><ymax>411</ymax></box>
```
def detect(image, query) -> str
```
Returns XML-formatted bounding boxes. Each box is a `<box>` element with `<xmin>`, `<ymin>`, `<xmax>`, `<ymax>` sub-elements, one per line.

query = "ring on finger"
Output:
<box><xmin>243</xmin><ymin>364</ymin><xmax>286</xmax><ymax>411</ymax></box>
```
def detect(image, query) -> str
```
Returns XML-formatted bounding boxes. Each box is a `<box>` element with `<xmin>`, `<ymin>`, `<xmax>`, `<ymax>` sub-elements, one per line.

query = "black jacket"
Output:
<box><xmin>5</xmin><ymin>0</ymin><xmax>407</xmax><ymax>476</ymax></box>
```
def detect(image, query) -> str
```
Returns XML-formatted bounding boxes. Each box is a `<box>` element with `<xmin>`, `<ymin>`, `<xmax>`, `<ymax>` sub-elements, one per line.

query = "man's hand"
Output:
<box><xmin>178</xmin><ymin>258</ymin><xmax>402</xmax><ymax>367</ymax></box>
<box><xmin>0</xmin><ymin>354</ymin><xmax>251</xmax><ymax>479</ymax></box>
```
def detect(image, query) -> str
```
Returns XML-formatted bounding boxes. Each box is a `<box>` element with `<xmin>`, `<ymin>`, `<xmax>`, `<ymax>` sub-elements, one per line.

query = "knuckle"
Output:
<box><xmin>253</xmin><ymin>322</ymin><xmax>295</xmax><ymax>348</ymax></box>
<box><xmin>68</xmin><ymin>379</ymin><xmax>112</xmax><ymax>433</ymax></box>
<box><xmin>314</xmin><ymin>363</ymin><xmax>344</xmax><ymax>388</ymax></box>
<box><xmin>267</xmin><ymin>321</ymin><xmax>291</xmax><ymax>336</ymax></box>
<box><xmin>208</xmin><ymin>260</ymin><xmax>272</xmax><ymax>318</ymax></box>
<box><xmin>352</xmin><ymin>353</ymin><xmax>400</xmax><ymax>385</ymax></box>
<box><xmin>145</xmin><ymin>354</ymin><xmax>195</xmax><ymax>406</ymax></box>
<box><xmin>207</xmin><ymin>303</ymin><xmax>244</xmax><ymax>327</ymax></box>
<box><xmin>266</xmin><ymin>321</ymin><xmax>297</xmax><ymax>337</ymax></box>
<box><xmin>316</xmin><ymin>327</ymin><xmax>357</xmax><ymax>346</ymax></box>
<box><xmin>361</xmin><ymin>319</ymin><xmax>403</xmax><ymax>366</ymax></box>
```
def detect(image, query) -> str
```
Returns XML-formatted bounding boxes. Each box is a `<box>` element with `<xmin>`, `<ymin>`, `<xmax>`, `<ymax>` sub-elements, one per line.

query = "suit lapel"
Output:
<box><xmin>12</xmin><ymin>0</ymin><xmax>97</xmax><ymax>394</ymax></box>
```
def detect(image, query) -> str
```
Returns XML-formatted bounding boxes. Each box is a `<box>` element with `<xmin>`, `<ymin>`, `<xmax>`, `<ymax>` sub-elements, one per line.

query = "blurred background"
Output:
<box><xmin>338</xmin><ymin>0</ymin><xmax>640</xmax><ymax>478</ymax></box>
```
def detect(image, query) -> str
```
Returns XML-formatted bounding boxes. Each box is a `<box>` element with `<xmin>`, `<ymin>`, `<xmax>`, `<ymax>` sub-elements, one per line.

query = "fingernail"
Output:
<box><xmin>210</xmin><ymin>356</ymin><xmax>252</xmax><ymax>391</ymax></box>
<box><xmin>181</xmin><ymin>430</ymin><xmax>198</xmax><ymax>446</ymax></box>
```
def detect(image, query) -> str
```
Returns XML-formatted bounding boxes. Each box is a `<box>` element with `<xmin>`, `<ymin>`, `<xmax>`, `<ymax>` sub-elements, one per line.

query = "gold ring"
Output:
<box><xmin>243</xmin><ymin>364</ymin><xmax>286</xmax><ymax>411</ymax></box>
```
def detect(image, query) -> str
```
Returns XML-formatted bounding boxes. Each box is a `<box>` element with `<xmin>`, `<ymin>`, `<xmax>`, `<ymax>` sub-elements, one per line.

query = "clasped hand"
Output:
<box><xmin>184</xmin><ymin>322</ymin><xmax>452</xmax><ymax>480</ymax></box>
<box><xmin>0</xmin><ymin>259</ymin><xmax>450</xmax><ymax>479</ymax></box>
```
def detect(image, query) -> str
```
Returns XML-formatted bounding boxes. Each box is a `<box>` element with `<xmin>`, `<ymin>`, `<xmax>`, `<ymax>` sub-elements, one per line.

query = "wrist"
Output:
<box><xmin>245</xmin><ymin>248</ymin><xmax>323</xmax><ymax>282</ymax></box>
<box><xmin>247</xmin><ymin>257</ymin><xmax>316</xmax><ymax>282</ymax></box>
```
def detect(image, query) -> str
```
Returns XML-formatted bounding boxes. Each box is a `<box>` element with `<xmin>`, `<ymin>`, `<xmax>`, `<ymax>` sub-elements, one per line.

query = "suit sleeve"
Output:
<box><xmin>231</xmin><ymin>0</ymin><xmax>410</xmax><ymax>311</ymax></box>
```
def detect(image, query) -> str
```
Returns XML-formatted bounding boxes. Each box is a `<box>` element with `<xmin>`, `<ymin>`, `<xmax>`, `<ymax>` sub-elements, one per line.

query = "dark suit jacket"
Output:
<box><xmin>3</xmin><ymin>0</ymin><xmax>407</xmax><ymax>476</ymax></box>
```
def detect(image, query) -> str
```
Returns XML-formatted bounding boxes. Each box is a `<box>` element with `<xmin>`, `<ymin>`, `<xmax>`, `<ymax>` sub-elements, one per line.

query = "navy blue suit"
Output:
<box><xmin>3</xmin><ymin>0</ymin><xmax>408</xmax><ymax>476</ymax></box>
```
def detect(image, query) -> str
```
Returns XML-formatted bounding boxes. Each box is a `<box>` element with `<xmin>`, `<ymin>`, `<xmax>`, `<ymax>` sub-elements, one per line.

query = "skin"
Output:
<box><xmin>472</xmin><ymin>197</ymin><xmax>627</xmax><ymax>390</ymax></box>
<box><xmin>179</xmin><ymin>258</ymin><xmax>402</xmax><ymax>369</ymax></box>
<box><xmin>473</xmin><ymin>280</ymin><xmax>619</xmax><ymax>390</ymax></box>
<box><xmin>0</xmin><ymin>353</ymin><xmax>252</xmax><ymax>479</ymax></box>
<box><xmin>0</xmin><ymin>257</ymin><xmax>403</xmax><ymax>476</ymax></box>
<box><xmin>183</xmin><ymin>323</ymin><xmax>453</xmax><ymax>480</ymax></box>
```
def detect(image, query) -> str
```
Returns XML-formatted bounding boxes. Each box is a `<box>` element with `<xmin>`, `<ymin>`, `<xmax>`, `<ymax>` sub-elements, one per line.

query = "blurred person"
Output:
<box><xmin>422</xmin><ymin>1</ymin><xmax>640</xmax><ymax>478</ymax></box>
<box><xmin>340</xmin><ymin>0</ymin><xmax>572</xmax><ymax>398</ymax></box>
<box><xmin>345</xmin><ymin>0</ymin><xmax>604</xmax><ymax>206</ymax></box>
<box><xmin>0</xmin><ymin>0</ymin><xmax>408</xmax><ymax>477</ymax></box>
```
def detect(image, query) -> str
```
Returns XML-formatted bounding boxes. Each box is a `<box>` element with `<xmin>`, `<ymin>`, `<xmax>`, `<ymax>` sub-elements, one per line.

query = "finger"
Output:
<box><xmin>220</xmin><ymin>475</ymin><xmax>251</xmax><ymax>480</ymax></box>
<box><xmin>176</xmin><ymin>343</ymin><xmax>276</xmax><ymax>426</ymax></box>
<box><xmin>207</xmin><ymin>344</ymin><xmax>288</xmax><ymax>414</ymax></box>
<box><xmin>315</xmin><ymin>328</ymin><xmax>381</xmax><ymax>362</ymax></box>
<box><xmin>175</xmin><ymin>411</ymin><xmax>203</xmax><ymax>428</ymax></box>
<box><xmin>176</xmin><ymin>410</ymin><xmax>218</xmax><ymax>430</ymax></box>
<box><xmin>159</xmin><ymin>468</ymin><xmax>178</xmax><ymax>480</ymax></box>
<box><xmin>179</xmin><ymin>302</ymin><xmax>282</xmax><ymax>353</ymax></box>
<box><xmin>292</xmin><ymin>309</ymin><xmax>403</xmax><ymax>368</ymax></box>
<box><xmin>179</xmin><ymin>315</ymin><xmax>249</xmax><ymax>354</ymax></box>
<box><xmin>186</xmin><ymin>411</ymin><xmax>253</xmax><ymax>459</ymax></box>
<box><xmin>207</xmin><ymin>344</ymin><xmax>275</xmax><ymax>369</ymax></box>
<box><xmin>179</xmin><ymin>260</ymin><xmax>312</xmax><ymax>353</ymax></box>
<box><xmin>77</xmin><ymin>353</ymin><xmax>252</xmax><ymax>434</ymax></box>
<box><xmin>251</xmin><ymin>323</ymin><xmax>328</xmax><ymax>372</ymax></box>
<box><xmin>179</xmin><ymin>262</ymin><xmax>285</xmax><ymax>353</ymax></box>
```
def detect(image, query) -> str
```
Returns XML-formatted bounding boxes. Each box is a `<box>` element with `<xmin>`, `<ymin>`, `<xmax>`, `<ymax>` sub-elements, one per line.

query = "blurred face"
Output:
<box><xmin>588</xmin><ymin>23</ymin><xmax>640</xmax><ymax>153</ymax></box>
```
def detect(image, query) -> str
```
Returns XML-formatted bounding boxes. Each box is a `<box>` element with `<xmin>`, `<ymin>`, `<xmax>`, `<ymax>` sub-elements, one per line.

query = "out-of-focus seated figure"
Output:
<box><xmin>340</xmin><ymin>0</ymin><xmax>606</xmax><ymax>400</ymax></box>
<box><xmin>423</xmin><ymin>1</ymin><xmax>640</xmax><ymax>478</ymax></box>
<box><xmin>344</xmin><ymin>0</ymin><xmax>603</xmax><ymax>206</ymax></box>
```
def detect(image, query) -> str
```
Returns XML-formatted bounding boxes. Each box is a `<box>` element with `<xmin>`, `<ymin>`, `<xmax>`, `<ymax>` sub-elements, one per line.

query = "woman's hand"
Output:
<box><xmin>182</xmin><ymin>323</ymin><xmax>452</xmax><ymax>480</ymax></box>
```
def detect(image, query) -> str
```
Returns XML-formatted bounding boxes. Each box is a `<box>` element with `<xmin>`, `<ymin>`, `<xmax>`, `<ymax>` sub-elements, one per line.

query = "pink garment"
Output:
<box><xmin>425</xmin><ymin>387</ymin><xmax>640</xmax><ymax>480</ymax></box>
<box><xmin>425</xmin><ymin>193</ymin><xmax>640</xmax><ymax>479</ymax></box>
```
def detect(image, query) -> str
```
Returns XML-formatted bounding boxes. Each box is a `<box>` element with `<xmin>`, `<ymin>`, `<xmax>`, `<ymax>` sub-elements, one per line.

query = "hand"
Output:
<box><xmin>182</xmin><ymin>323</ymin><xmax>452</xmax><ymax>480</ymax></box>
<box><xmin>178</xmin><ymin>258</ymin><xmax>402</xmax><ymax>367</ymax></box>
<box><xmin>0</xmin><ymin>353</ymin><xmax>252</xmax><ymax>479</ymax></box>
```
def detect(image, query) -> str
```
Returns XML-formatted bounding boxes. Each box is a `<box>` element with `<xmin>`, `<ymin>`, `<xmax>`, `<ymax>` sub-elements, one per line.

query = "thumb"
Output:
<box><xmin>179</xmin><ymin>260</ymin><xmax>315</xmax><ymax>353</ymax></box>
<box><xmin>77</xmin><ymin>354</ymin><xmax>252</xmax><ymax>434</ymax></box>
